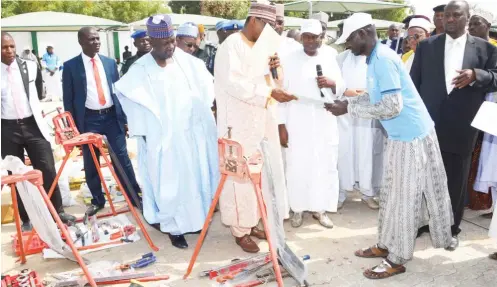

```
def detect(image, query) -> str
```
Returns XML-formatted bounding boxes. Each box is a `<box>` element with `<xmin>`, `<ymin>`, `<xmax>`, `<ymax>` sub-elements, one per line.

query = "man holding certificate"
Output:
<box><xmin>214</xmin><ymin>1</ymin><xmax>296</xmax><ymax>253</ymax></box>
<box><xmin>278</xmin><ymin>19</ymin><xmax>345</xmax><ymax>228</ymax></box>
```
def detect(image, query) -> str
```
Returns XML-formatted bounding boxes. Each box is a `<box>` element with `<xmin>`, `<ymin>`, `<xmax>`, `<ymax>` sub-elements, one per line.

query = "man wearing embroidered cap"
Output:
<box><xmin>215</xmin><ymin>0</ymin><xmax>295</xmax><ymax>253</ymax></box>
<box><xmin>176</xmin><ymin>22</ymin><xmax>199</xmax><ymax>55</ymax></box>
<box><xmin>468</xmin><ymin>8</ymin><xmax>497</xmax><ymax>241</ymax></box>
<box><xmin>402</xmin><ymin>17</ymin><xmax>432</xmax><ymax>72</ymax></box>
<box><xmin>275</xmin><ymin>4</ymin><xmax>301</xmax><ymax>59</ymax></box>
<box><xmin>120</xmin><ymin>30</ymin><xmax>151</xmax><ymax>76</ymax></box>
<box><xmin>115</xmin><ymin>14</ymin><xmax>219</xmax><ymax>250</ymax></box>
<box><xmin>326</xmin><ymin>12</ymin><xmax>453</xmax><ymax>279</ymax></box>
<box><xmin>279</xmin><ymin>19</ymin><xmax>344</xmax><ymax>229</ymax></box>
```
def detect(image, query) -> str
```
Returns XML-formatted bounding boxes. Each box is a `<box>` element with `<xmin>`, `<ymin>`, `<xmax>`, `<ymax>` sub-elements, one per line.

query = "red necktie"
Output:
<box><xmin>91</xmin><ymin>58</ymin><xmax>106</xmax><ymax>106</ymax></box>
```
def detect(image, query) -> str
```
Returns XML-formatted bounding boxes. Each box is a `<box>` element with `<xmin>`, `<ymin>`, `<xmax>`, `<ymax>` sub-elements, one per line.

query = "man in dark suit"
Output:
<box><xmin>1</xmin><ymin>32</ymin><xmax>75</xmax><ymax>231</ymax></box>
<box><xmin>62</xmin><ymin>27</ymin><xmax>141</xmax><ymax>215</ymax></box>
<box><xmin>381</xmin><ymin>24</ymin><xmax>403</xmax><ymax>55</ymax></box>
<box><xmin>410</xmin><ymin>0</ymin><xmax>497</xmax><ymax>250</ymax></box>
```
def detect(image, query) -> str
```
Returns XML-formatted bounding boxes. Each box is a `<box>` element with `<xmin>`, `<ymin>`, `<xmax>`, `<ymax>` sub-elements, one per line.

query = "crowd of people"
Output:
<box><xmin>1</xmin><ymin>0</ymin><xmax>496</xmax><ymax>280</ymax></box>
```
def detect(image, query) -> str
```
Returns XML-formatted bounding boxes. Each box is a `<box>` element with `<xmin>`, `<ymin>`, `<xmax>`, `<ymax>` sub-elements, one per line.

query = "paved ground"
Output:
<box><xmin>1</xmin><ymin>101</ymin><xmax>496</xmax><ymax>286</ymax></box>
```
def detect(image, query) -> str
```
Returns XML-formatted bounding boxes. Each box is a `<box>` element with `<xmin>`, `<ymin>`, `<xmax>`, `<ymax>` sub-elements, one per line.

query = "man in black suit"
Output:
<box><xmin>1</xmin><ymin>32</ymin><xmax>75</xmax><ymax>231</ymax></box>
<box><xmin>381</xmin><ymin>24</ymin><xmax>403</xmax><ymax>55</ymax></box>
<box><xmin>410</xmin><ymin>0</ymin><xmax>497</xmax><ymax>250</ymax></box>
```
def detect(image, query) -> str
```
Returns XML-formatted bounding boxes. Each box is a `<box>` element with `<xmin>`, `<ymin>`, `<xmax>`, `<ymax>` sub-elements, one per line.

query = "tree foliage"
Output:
<box><xmin>168</xmin><ymin>0</ymin><xmax>201</xmax><ymax>14</ymax></box>
<box><xmin>1</xmin><ymin>0</ymin><xmax>171</xmax><ymax>23</ymax></box>
<box><xmin>200</xmin><ymin>0</ymin><xmax>250</xmax><ymax>20</ymax></box>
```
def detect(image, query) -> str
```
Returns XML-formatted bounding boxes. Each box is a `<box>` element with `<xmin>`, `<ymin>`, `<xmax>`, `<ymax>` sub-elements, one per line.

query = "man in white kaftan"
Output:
<box><xmin>274</xmin><ymin>4</ymin><xmax>301</xmax><ymax>60</ymax></box>
<box><xmin>115</xmin><ymin>14</ymin><xmax>219</xmax><ymax>249</ymax></box>
<box><xmin>214</xmin><ymin>2</ymin><xmax>296</xmax><ymax>253</ymax></box>
<box><xmin>279</xmin><ymin>19</ymin><xmax>345</xmax><ymax>228</ymax></box>
<box><xmin>336</xmin><ymin>49</ymin><xmax>385</xmax><ymax>210</ymax></box>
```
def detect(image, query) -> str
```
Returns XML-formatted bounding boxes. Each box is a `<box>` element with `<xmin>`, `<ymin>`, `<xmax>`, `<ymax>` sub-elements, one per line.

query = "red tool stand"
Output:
<box><xmin>183</xmin><ymin>137</ymin><xmax>285</xmax><ymax>287</ymax></box>
<box><xmin>47</xmin><ymin>112</ymin><xmax>158</xmax><ymax>251</ymax></box>
<box><xmin>1</xmin><ymin>170</ymin><xmax>97</xmax><ymax>287</ymax></box>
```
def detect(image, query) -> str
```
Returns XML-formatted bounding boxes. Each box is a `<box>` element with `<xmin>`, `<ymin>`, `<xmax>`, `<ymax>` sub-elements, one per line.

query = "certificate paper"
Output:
<box><xmin>471</xmin><ymin>101</ymin><xmax>497</xmax><ymax>136</ymax></box>
<box><xmin>250</xmin><ymin>25</ymin><xmax>282</xmax><ymax>77</ymax></box>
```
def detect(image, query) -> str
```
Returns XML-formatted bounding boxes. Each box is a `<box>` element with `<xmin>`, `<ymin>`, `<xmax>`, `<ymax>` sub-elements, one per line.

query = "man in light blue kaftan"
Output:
<box><xmin>114</xmin><ymin>14</ymin><xmax>219</xmax><ymax>249</ymax></box>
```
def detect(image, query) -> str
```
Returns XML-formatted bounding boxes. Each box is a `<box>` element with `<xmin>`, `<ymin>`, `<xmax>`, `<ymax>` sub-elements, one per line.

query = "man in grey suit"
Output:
<box><xmin>410</xmin><ymin>0</ymin><xmax>497</xmax><ymax>250</ymax></box>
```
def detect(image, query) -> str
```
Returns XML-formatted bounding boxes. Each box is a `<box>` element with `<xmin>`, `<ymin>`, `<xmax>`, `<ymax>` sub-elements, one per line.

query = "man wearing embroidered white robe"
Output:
<box><xmin>336</xmin><ymin>48</ymin><xmax>385</xmax><ymax>210</ymax></box>
<box><xmin>279</xmin><ymin>19</ymin><xmax>344</xmax><ymax>228</ymax></box>
<box><xmin>274</xmin><ymin>4</ymin><xmax>301</xmax><ymax>59</ymax></box>
<box><xmin>215</xmin><ymin>2</ymin><xmax>296</xmax><ymax>253</ymax></box>
<box><xmin>115</xmin><ymin>14</ymin><xmax>219</xmax><ymax>250</ymax></box>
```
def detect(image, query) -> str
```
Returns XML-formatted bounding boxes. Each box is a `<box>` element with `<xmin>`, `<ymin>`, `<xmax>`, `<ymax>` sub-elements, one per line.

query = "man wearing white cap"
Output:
<box><xmin>176</xmin><ymin>22</ymin><xmax>199</xmax><ymax>55</ymax></box>
<box><xmin>402</xmin><ymin>17</ymin><xmax>432</xmax><ymax>72</ymax></box>
<box><xmin>20</xmin><ymin>46</ymin><xmax>37</xmax><ymax>63</ymax></box>
<box><xmin>215</xmin><ymin>1</ymin><xmax>296</xmax><ymax>253</ymax></box>
<box><xmin>326</xmin><ymin>12</ymin><xmax>453</xmax><ymax>279</ymax></box>
<box><xmin>336</xmin><ymin>42</ymin><xmax>385</xmax><ymax>211</ymax></box>
<box><xmin>279</xmin><ymin>19</ymin><xmax>344</xmax><ymax>228</ymax></box>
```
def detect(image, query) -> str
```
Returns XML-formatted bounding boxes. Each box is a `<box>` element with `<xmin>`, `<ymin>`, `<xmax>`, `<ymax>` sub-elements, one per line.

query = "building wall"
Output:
<box><xmin>8</xmin><ymin>31</ymin><xmax>112</xmax><ymax>64</ymax></box>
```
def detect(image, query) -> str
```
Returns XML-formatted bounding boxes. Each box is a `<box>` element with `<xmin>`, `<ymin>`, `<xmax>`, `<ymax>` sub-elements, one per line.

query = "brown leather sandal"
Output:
<box><xmin>354</xmin><ymin>244</ymin><xmax>389</xmax><ymax>258</ymax></box>
<box><xmin>363</xmin><ymin>260</ymin><xmax>406</xmax><ymax>279</ymax></box>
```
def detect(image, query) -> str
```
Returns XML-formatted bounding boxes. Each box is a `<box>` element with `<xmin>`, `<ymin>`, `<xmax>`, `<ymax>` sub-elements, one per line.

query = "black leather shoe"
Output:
<box><xmin>417</xmin><ymin>225</ymin><xmax>430</xmax><ymax>238</ymax></box>
<box><xmin>86</xmin><ymin>204</ymin><xmax>105</xmax><ymax>217</ymax></box>
<box><xmin>58</xmin><ymin>212</ymin><xmax>76</xmax><ymax>224</ymax></box>
<box><xmin>168</xmin><ymin>234</ymin><xmax>188</xmax><ymax>249</ymax></box>
<box><xmin>22</xmin><ymin>221</ymin><xmax>32</xmax><ymax>232</ymax></box>
<box><xmin>445</xmin><ymin>235</ymin><xmax>459</xmax><ymax>251</ymax></box>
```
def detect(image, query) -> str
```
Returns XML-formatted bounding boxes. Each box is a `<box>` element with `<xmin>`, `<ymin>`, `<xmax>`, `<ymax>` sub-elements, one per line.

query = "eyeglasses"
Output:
<box><xmin>182</xmin><ymin>41</ymin><xmax>197</xmax><ymax>49</ymax></box>
<box><xmin>406</xmin><ymin>34</ymin><xmax>424</xmax><ymax>41</ymax></box>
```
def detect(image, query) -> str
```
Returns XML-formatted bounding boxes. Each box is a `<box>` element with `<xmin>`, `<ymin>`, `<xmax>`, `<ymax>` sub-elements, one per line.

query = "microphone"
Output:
<box><xmin>316</xmin><ymin>65</ymin><xmax>325</xmax><ymax>98</ymax></box>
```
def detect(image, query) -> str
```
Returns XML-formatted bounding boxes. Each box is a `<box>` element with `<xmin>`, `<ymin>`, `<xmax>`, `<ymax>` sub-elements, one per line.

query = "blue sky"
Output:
<box><xmin>407</xmin><ymin>0</ymin><xmax>495</xmax><ymax>22</ymax></box>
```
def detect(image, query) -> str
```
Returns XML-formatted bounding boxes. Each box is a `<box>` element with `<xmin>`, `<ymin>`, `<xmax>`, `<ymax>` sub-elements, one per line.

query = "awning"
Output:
<box><xmin>284</xmin><ymin>0</ymin><xmax>408</xmax><ymax>14</ymax></box>
<box><xmin>1</xmin><ymin>11</ymin><xmax>126</xmax><ymax>31</ymax></box>
<box><xmin>328</xmin><ymin>18</ymin><xmax>404</xmax><ymax>30</ymax></box>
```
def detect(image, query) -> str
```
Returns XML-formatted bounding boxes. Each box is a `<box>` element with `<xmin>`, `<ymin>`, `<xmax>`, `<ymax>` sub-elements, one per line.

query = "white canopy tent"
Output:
<box><xmin>1</xmin><ymin>11</ymin><xmax>126</xmax><ymax>31</ymax></box>
<box><xmin>284</xmin><ymin>0</ymin><xmax>408</xmax><ymax>16</ymax></box>
<box><xmin>328</xmin><ymin>18</ymin><xmax>404</xmax><ymax>30</ymax></box>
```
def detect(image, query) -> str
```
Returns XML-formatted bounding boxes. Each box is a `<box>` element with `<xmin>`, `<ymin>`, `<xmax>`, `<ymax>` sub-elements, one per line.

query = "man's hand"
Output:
<box><xmin>271</xmin><ymin>88</ymin><xmax>298</xmax><ymax>103</ymax></box>
<box><xmin>268</xmin><ymin>53</ymin><xmax>280</xmax><ymax>70</ymax></box>
<box><xmin>124</xmin><ymin>124</ymin><xmax>129</xmax><ymax>138</ymax></box>
<box><xmin>452</xmin><ymin>69</ymin><xmax>475</xmax><ymax>89</ymax></box>
<box><xmin>324</xmin><ymin>100</ymin><xmax>348</xmax><ymax>116</ymax></box>
<box><xmin>343</xmin><ymin>89</ymin><xmax>364</xmax><ymax>97</ymax></box>
<box><xmin>278</xmin><ymin>124</ymin><xmax>289</xmax><ymax>148</ymax></box>
<box><xmin>316</xmin><ymin>76</ymin><xmax>336</xmax><ymax>89</ymax></box>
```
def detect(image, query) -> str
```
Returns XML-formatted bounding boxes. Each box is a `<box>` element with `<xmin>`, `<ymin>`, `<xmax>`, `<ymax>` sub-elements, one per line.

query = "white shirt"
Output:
<box><xmin>1</xmin><ymin>60</ymin><xmax>33</xmax><ymax>119</ymax></box>
<box><xmin>81</xmin><ymin>53</ymin><xmax>113</xmax><ymax>109</ymax></box>
<box><xmin>444</xmin><ymin>33</ymin><xmax>467</xmax><ymax>94</ymax></box>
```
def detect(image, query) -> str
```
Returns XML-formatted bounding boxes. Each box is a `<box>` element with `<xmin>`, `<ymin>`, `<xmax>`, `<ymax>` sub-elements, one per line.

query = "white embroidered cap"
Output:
<box><xmin>408</xmin><ymin>18</ymin><xmax>432</xmax><ymax>33</ymax></box>
<box><xmin>300</xmin><ymin>19</ymin><xmax>322</xmax><ymax>36</ymax></box>
<box><xmin>471</xmin><ymin>8</ymin><xmax>494</xmax><ymax>25</ymax></box>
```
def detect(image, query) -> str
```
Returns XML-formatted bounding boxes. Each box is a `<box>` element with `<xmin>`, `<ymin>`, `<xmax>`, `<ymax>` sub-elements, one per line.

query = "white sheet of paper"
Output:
<box><xmin>250</xmin><ymin>25</ymin><xmax>282</xmax><ymax>77</ymax></box>
<box><xmin>294</xmin><ymin>96</ymin><xmax>333</xmax><ymax>106</ymax></box>
<box><xmin>471</xmin><ymin>101</ymin><xmax>497</xmax><ymax>136</ymax></box>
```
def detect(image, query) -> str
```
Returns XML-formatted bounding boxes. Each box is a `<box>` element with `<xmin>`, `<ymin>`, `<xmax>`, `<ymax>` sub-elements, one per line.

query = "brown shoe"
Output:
<box><xmin>250</xmin><ymin>227</ymin><xmax>267</xmax><ymax>240</ymax></box>
<box><xmin>235</xmin><ymin>235</ymin><xmax>260</xmax><ymax>253</ymax></box>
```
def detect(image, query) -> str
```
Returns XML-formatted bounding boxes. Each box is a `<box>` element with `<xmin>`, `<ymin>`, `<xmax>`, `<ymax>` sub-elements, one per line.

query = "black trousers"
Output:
<box><xmin>441</xmin><ymin>151</ymin><xmax>472</xmax><ymax>236</ymax></box>
<box><xmin>1</xmin><ymin>117</ymin><xmax>64</xmax><ymax>223</ymax></box>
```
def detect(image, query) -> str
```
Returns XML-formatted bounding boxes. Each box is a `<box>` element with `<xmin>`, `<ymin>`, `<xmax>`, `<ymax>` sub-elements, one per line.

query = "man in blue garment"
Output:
<box><xmin>115</xmin><ymin>14</ymin><xmax>219</xmax><ymax>249</ymax></box>
<box><xmin>41</xmin><ymin>45</ymin><xmax>62</xmax><ymax>101</ymax></box>
<box><xmin>326</xmin><ymin>13</ymin><xmax>453</xmax><ymax>279</ymax></box>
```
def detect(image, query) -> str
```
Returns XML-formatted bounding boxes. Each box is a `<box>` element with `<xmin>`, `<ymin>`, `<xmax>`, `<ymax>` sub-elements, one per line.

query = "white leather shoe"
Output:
<box><xmin>291</xmin><ymin>212</ymin><xmax>303</xmax><ymax>228</ymax></box>
<box><xmin>313</xmin><ymin>212</ymin><xmax>334</xmax><ymax>229</ymax></box>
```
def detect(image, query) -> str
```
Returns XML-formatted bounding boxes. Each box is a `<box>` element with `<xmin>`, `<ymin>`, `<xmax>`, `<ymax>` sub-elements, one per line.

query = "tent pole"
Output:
<box><xmin>308</xmin><ymin>0</ymin><xmax>313</xmax><ymax>18</ymax></box>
